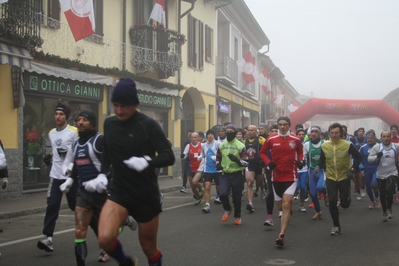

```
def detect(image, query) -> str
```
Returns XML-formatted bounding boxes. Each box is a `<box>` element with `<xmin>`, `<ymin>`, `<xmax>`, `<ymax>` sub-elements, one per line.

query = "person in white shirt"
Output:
<box><xmin>368</xmin><ymin>130</ymin><xmax>399</xmax><ymax>221</ymax></box>
<box><xmin>37</xmin><ymin>103</ymin><xmax>78</xmax><ymax>252</ymax></box>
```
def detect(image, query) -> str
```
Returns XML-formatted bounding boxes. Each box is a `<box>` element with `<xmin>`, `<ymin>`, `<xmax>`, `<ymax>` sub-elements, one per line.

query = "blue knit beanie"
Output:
<box><xmin>111</xmin><ymin>78</ymin><xmax>139</xmax><ymax>105</ymax></box>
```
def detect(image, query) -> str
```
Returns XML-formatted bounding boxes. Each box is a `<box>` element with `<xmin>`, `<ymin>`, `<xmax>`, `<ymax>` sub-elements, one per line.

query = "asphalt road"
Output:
<box><xmin>0</xmin><ymin>189</ymin><xmax>398</xmax><ymax>266</ymax></box>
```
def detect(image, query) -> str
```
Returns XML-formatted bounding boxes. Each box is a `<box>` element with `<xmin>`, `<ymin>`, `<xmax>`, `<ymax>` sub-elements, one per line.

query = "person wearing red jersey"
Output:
<box><xmin>182</xmin><ymin>132</ymin><xmax>204</xmax><ymax>205</ymax></box>
<box><xmin>260</xmin><ymin>116</ymin><xmax>304</xmax><ymax>247</ymax></box>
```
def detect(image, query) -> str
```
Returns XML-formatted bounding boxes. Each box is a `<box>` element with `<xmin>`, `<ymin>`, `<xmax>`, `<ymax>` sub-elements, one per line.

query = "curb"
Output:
<box><xmin>0</xmin><ymin>186</ymin><xmax>182</xmax><ymax>220</ymax></box>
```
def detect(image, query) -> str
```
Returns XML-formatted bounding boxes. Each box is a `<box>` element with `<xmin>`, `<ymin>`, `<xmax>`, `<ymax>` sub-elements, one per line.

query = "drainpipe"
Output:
<box><xmin>122</xmin><ymin>0</ymin><xmax>126</xmax><ymax>70</ymax></box>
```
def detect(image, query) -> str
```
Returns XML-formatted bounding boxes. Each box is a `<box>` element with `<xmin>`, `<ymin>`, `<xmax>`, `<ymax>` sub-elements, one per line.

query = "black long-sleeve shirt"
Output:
<box><xmin>101</xmin><ymin>111</ymin><xmax>175</xmax><ymax>202</ymax></box>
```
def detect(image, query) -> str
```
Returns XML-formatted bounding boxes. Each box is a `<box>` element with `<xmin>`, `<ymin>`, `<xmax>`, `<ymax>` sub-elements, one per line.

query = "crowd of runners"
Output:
<box><xmin>180</xmin><ymin>118</ymin><xmax>399</xmax><ymax>247</ymax></box>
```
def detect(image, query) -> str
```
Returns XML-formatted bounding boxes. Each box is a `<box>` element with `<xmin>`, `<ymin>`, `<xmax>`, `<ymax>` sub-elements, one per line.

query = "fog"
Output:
<box><xmin>245</xmin><ymin>0</ymin><xmax>399</xmax><ymax>100</ymax></box>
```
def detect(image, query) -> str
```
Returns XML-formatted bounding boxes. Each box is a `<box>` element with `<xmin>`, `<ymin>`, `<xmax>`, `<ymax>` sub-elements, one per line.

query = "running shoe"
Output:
<box><xmin>263</xmin><ymin>218</ymin><xmax>274</xmax><ymax>226</ymax></box>
<box><xmin>180</xmin><ymin>187</ymin><xmax>187</xmax><ymax>193</ymax></box>
<box><xmin>222</xmin><ymin>210</ymin><xmax>232</xmax><ymax>221</ymax></box>
<box><xmin>299</xmin><ymin>203</ymin><xmax>306</xmax><ymax>212</ymax></box>
<box><xmin>121</xmin><ymin>256</ymin><xmax>138</xmax><ymax>266</ymax></box>
<box><xmin>308</xmin><ymin>203</ymin><xmax>314</xmax><ymax>208</ymax></box>
<box><xmin>330</xmin><ymin>226</ymin><xmax>341</xmax><ymax>236</ymax></box>
<box><xmin>214</xmin><ymin>197</ymin><xmax>222</xmax><ymax>204</ymax></box>
<box><xmin>369</xmin><ymin>202</ymin><xmax>377</xmax><ymax>209</ymax></box>
<box><xmin>37</xmin><ymin>238</ymin><xmax>54</xmax><ymax>252</ymax></box>
<box><xmin>124</xmin><ymin>215</ymin><xmax>138</xmax><ymax>231</ymax></box>
<box><xmin>202</xmin><ymin>205</ymin><xmax>211</xmax><ymax>213</ymax></box>
<box><xmin>304</xmin><ymin>196</ymin><xmax>309</xmax><ymax>202</ymax></box>
<box><xmin>382</xmin><ymin>212</ymin><xmax>388</xmax><ymax>222</ymax></box>
<box><xmin>98</xmin><ymin>249</ymin><xmax>110</xmax><ymax>262</ymax></box>
<box><xmin>195</xmin><ymin>199</ymin><xmax>202</xmax><ymax>206</ymax></box>
<box><xmin>324</xmin><ymin>194</ymin><xmax>329</xmax><ymax>207</ymax></box>
<box><xmin>234</xmin><ymin>217</ymin><xmax>242</xmax><ymax>225</ymax></box>
<box><xmin>275</xmin><ymin>233</ymin><xmax>285</xmax><ymax>247</ymax></box>
<box><xmin>246</xmin><ymin>203</ymin><xmax>255</xmax><ymax>213</ymax></box>
<box><xmin>360</xmin><ymin>189</ymin><xmax>366</xmax><ymax>197</ymax></box>
<box><xmin>318</xmin><ymin>192</ymin><xmax>323</xmax><ymax>199</ymax></box>
<box><xmin>356</xmin><ymin>194</ymin><xmax>362</xmax><ymax>200</ymax></box>
<box><xmin>261</xmin><ymin>190</ymin><xmax>267</xmax><ymax>200</ymax></box>
<box><xmin>159</xmin><ymin>193</ymin><xmax>164</xmax><ymax>206</ymax></box>
<box><xmin>393</xmin><ymin>194</ymin><xmax>397</xmax><ymax>203</ymax></box>
<box><xmin>293</xmin><ymin>194</ymin><xmax>299</xmax><ymax>200</ymax></box>
<box><xmin>313</xmin><ymin>212</ymin><xmax>322</xmax><ymax>220</ymax></box>
<box><xmin>198</xmin><ymin>189</ymin><xmax>204</xmax><ymax>199</ymax></box>
<box><xmin>278</xmin><ymin>211</ymin><xmax>283</xmax><ymax>218</ymax></box>
<box><xmin>388</xmin><ymin>209</ymin><xmax>393</xmax><ymax>219</ymax></box>
<box><xmin>375</xmin><ymin>198</ymin><xmax>381</xmax><ymax>208</ymax></box>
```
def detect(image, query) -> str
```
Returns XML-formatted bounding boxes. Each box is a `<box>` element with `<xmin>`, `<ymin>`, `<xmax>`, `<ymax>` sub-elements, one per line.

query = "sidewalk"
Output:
<box><xmin>0</xmin><ymin>177</ymin><xmax>183</xmax><ymax>220</ymax></box>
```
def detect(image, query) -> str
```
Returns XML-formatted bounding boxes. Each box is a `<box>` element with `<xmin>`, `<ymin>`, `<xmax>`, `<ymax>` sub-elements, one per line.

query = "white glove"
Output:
<box><xmin>123</xmin><ymin>157</ymin><xmax>149</xmax><ymax>172</ymax></box>
<box><xmin>210</xmin><ymin>156</ymin><xmax>216</xmax><ymax>161</ymax></box>
<box><xmin>1</xmin><ymin>178</ymin><xmax>8</xmax><ymax>190</ymax></box>
<box><xmin>240</xmin><ymin>160</ymin><xmax>249</xmax><ymax>167</ymax></box>
<box><xmin>197</xmin><ymin>155</ymin><xmax>203</xmax><ymax>161</ymax></box>
<box><xmin>59</xmin><ymin>177</ymin><xmax>74</xmax><ymax>193</ymax></box>
<box><xmin>66</xmin><ymin>163</ymin><xmax>74</xmax><ymax>175</ymax></box>
<box><xmin>83</xmin><ymin>173</ymin><xmax>108</xmax><ymax>193</ymax></box>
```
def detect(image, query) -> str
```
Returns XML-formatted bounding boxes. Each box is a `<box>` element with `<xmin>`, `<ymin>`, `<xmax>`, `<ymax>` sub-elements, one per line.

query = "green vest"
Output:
<box><xmin>309</xmin><ymin>140</ymin><xmax>324</xmax><ymax>168</ymax></box>
<box><xmin>219</xmin><ymin>139</ymin><xmax>245</xmax><ymax>173</ymax></box>
<box><xmin>321</xmin><ymin>139</ymin><xmax>351</xmax><ymax>181</ymax></box>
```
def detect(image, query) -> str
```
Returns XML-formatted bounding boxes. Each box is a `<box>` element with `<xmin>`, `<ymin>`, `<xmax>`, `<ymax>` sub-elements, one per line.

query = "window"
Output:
<box><xmin>93</xmin><ymin>0</ymin><xmax>103</xmax><ymax>36</ymax></box>
<box><xmin>46</xmin><ymin>0</ymin><xmax>60</xmax><ymax>29</ymax></box>
<box><xmin>134</xmin><ymin>0</ymin><xmax>153</xmax><ymax>25</ymax></box>
<box><xmin>205</xmin><ymin>25</ymin><xmax>213</xmax><ymax>63</ymax></box>
<box><xmin>188</xmin><ymin>14</ymin><xmax>204</xmax><ymax>70</ymax></box>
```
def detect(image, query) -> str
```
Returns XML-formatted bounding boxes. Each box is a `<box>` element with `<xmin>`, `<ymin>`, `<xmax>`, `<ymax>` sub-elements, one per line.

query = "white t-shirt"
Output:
<box><xmin>49</xmin><ymin>125</ymin><xmax>78</xmax><ymax>180</ymax></box>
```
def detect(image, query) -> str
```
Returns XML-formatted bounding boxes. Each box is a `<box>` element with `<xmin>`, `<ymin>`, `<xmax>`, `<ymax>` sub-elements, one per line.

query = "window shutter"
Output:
<box><xmin>199</xmin><ymin>21</ymin><xmax>204</xmax><ymax>71</ymax></box>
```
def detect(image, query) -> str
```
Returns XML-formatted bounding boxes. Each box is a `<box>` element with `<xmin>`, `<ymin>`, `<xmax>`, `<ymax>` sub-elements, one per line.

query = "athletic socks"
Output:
<box><xmin>107</xmin><ymin>240</ymin><xmax>128</xmax><ymax>264</ymax></box>
<box><xmin>148</xmin><ymin>250</ymin><xmax>163</xmax><ymax>266</ymax></box>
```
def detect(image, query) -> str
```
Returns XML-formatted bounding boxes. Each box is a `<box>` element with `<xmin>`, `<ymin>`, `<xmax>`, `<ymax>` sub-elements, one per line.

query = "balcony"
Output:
<box><xmin>216</xmin><ymin>54</ymin><xmax>238</xmax><ymax>85</ymax></box>
<box><xmin>0</xmin><ymin>0</ymin><xmax>43</xmax><ymax>49</ymax></box>
<box><xmin>129</xmin><ymin>25</ymin><xmax>184</xmax><ymax>79</ymax></box>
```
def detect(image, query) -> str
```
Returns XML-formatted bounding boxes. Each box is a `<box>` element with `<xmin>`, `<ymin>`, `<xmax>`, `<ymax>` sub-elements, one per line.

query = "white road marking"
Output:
<box><xmin>0</xmin><ymin>199</ymin><xmax>195</xmax><ymax>247</ymax></box>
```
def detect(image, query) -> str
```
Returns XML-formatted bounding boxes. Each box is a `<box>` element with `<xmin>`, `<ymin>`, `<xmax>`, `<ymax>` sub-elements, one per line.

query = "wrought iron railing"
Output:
<box><xmin>129</xmin><ymin>25</ymin><xmax>184</xmax><ymax>78</ymax></box>
<box><xmin>216</xmin><ymin>54</ymin><xmax>238</xmax><ymax>83</ymax></box>
<box><xmin>0</xmin><ymin>0</ymin><xmax>42</xmax><ymax>49</ymax></box>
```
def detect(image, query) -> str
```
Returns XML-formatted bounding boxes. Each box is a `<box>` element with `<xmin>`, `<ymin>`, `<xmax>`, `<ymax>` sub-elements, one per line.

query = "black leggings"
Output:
<box><xmin>378</xmin><ymin>176</ymin><xmax>396</xmax><ymax>213</ymax></box>
<box><xmin>265</xmin><ymin>171</ymin><xmax>274</xmax><ymax>215</ymax></box>
<box><xmin>326</xmin><ymin>178</ymin><xmax>351</xmax><ymax>227</ymax></box>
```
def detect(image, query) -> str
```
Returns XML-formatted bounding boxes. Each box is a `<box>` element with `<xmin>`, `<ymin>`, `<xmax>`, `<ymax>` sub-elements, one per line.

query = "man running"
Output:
<box><xmin>368</xmin><ymin>131</ymin><xmax>399</xmax><ymax>221</ymax></box>
<box><xmin>217</xmin><ymin>124</ymin><xmax>248</xmax><ymax>225</ymax></box>
<box><xmin>37</xmin><ymin>103</ymin><xmax>78</xmax><ymax>252</ymax></box>
<box><xmin>244</xmin><ymin>125</ymin><xmax>266</xmax><ymax>213</ymax></box>
<box><xmin>88</xmin><ymin>78</ymin><xmax>175</xmax><ymax>266</ymax></box>
<box><xmin>304</xmin><ymin>126</ymin><xmax>327</xmax><ymax>220</ymax></box>
<box><xmin>316</xmin><ymin>122</ymin><xmax>362</xmax><ymax>236</ymax></box>
<box><xmin>182</xmin><ymin>132</ymin><xmax>204</xmax><ymax>205</ymax></box>
<box><xmin>359</xmin><ymin>132</ymin><xmax>380</xmax><ymax>209</ymax></box>
<box><xmin>260</xmin><ymin>116</ymin><xmax>304</xmax><ymax>247</ymax></box>
<box><xmin>200</xmin><ymin>130</ymin><xmax>221</xmax><ymax>213</ymax></box>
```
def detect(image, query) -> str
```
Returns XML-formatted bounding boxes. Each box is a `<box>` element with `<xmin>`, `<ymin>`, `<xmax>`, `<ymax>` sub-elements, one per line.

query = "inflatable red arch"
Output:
<box><xmin>289</xmin><ymin>98</ymin><xmax>399</xmax><ymax>130</ymax></box>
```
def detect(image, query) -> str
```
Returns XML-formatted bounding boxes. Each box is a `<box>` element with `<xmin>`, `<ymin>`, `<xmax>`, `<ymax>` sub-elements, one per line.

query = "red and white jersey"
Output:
<box><xmin>260</xmin><ymin>133</ymin><xmax>303</xmax><ymax>182</ymax></box>
<box><xmin>184</xmin><ymin>142</ymin><xmax>202</xmax><ymax>173</ymax></box>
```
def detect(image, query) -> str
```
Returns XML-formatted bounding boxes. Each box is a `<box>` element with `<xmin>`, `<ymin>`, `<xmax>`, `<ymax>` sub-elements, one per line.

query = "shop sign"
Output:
<box><xmin>23</xmin><ymin>73</ymin><xmax>103</xmax><ymax>100</ymax></box>
<box><xmin>137</xmin><ymin>91</ymin><xmax>172</xmax><ymax>108</ymax></box>
<box><xmin>218</xmin><ymin>101</ymin><xmax>229</xmax><ymax>113</ymax></box>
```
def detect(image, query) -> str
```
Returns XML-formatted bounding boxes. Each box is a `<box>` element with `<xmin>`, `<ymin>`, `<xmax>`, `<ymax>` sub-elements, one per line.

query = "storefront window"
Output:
<box><xmin>23</xmin><ymin>96</ymin><xmax>97</xmax><ymax>190</ymax></box>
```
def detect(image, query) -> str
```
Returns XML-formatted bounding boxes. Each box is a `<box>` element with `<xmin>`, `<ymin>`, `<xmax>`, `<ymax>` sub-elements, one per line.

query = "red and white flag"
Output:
<box><xmin>273</xmin><ymin>89</ymin><xmax>286</xmax><ymax>104</ymax></box>
<box><xmin>237</xmin><ymin>52</ymin><xmax>258</xmax><ymax>84</ymax></box>
<box><xmin>287</xmin><ymin>100</ymin><xmax>300</xmax><ymax>112</ymax></box>
<box><xmin>150</xmin><ymin>0</ymin><xmax>166</xmax><ymax>26</ymax></box>
<box><xmin>59</xmin><ymin>0</ymin><xmax>95</xmax><ymax>42</ymax></box>
<box><xmin>259</xmin><ymin>69</ymin><xmax>272</xmax><ymax>95</ymax></box>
